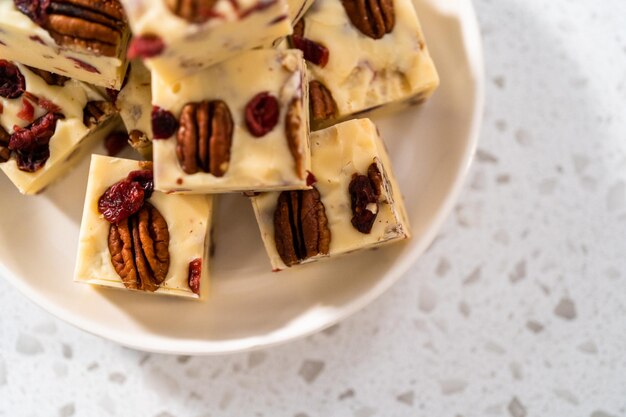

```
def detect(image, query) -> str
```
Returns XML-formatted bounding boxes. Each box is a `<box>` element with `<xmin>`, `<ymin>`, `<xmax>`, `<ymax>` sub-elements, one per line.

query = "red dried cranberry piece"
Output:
<box><xmin>306</xmin><ymin>171</ymin><xmax>317</xmax><ymax>186</ymax></box>
<box><xmin>98</xmin><ymin>180</ymin><xmax>145</xmax><ymax>224</ymax></box>
<box><xmin>349</xmin><ymin>173</ymin><xmax>379</xmax><ymax>233</ymax></box>
<box><xmin>9</xmin><ymin>112</ymin><xmax>62</xmax><ymax>172</ymax></box>
<box><xmin>13</xmin><ymin>0</ymin><xmax>47</xmax><ymax>25</ymax></box>
<box><xmin>245</xmin><ymin>92</ymin><xmax>279</xmax><ymax>137</ymax></box>
<box><xmin>127</xmin><ymin>35</ymin><xmax>165</xmax><ymax>60</ymax></box>
<box><xmin>67</xmin><ymin>58</ymin><xmax>100</xmax><ymax>74</ymax></box>
<box><xmin>127</xmin><ymin>169</ymin><xmax>154</xmax><ymax>200</ymax></box>
<box><xmin>104</xmin><ymin>132</ymin><xmax>129</xmax><ymax>157</ymax></box>
<box><xmin>291</xmin><ymin>37</ymin><xmax>329</xmax><ymax>68</ymax></box>
<box><xmin>151</xmin><ymin>106</ymin><xmax>178</xmax><ymax>139</ymax></box>
<box><xmin>0</xmin><ymin>60</ymin><xmax>26</xmax><ymax>99</ymax></box>
<box><xmin>17</xmin><ymin>97</ymin><xmax>35</xmax><ymax>122</ymax></box>
<box><xmin>188</xmin><ymin>258</ymin><xmax>202</xmax><ymax>295</ymax></box>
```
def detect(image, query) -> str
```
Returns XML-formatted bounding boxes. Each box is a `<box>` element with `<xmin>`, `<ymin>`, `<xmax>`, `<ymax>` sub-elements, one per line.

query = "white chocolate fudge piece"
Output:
<box><xmin>287</xmin><ymin>0</ymin><xmax>314</xmax><ymax>24</ymax></box>
<box><xmin>116</xmin><ymin>61</ymin><xmax>153</xmax><ymax>159</ymax></box>
<box><xmin>0</xmin><ymin>0</ymin><xmax>131</xmax><ymax>89</ymax></box>
<box><xmin>0</xmin><ymin>61</ymin><xmax>117</xmax><ymax>195</ymax></box>
<box><xmin>252</xmin><ymin>118</ymin><xmax>410</xmax><ymax>270</ymax></box>
<box><xmin>121</xmin><ymin>0</ymin><xmax>292</xmax><ymax>85</ymax></box>
<box><xmin>74</xmin><ymin>155</ymin><xmax>212</xmax><ymax>299</ymax></box>
<box><xmin>152</xmin><ymin>49</ymin><xmax>310</xmax><ymax>194</ymax></box>
<box><xmin>293</xmin><ymin>0</ymin><xmax>439</xmax><ymax>129</ymax></box>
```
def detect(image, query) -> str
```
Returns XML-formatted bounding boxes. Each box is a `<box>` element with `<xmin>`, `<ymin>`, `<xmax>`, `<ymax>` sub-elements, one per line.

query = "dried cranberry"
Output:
<box><xmin>17</xmin><ymin>97</ymin><xmax>35</xmax><ymax>122</ymax></box>
<box><xmin>291</xmin><ymin>37</ymin><xmax>329</xmax><ymax>68</ymax></box>
<box><xmin>98</xmin><ymin>180</ymin><xmax>145</xmax><ymax>224</ymax></box>
<box><xmin>13</xmin><ymin>0</ymin><xmax>47</xmax><ymax>25</ymax></box>
<box><xmin>127</xmin><ymin>35</ymin><xmax>165</xmax><ymax>60</ymax></box>
<box><xmin>0</xmin><ymin>60</ymin><xmax>26</xmax><ymax>99</ymax></box>
<box><xmin>188</xmin><ymin>258</ymin><xmax>202</xmax><ymax>295</ymax></box>
<box><xmin>349</xmin><ymin>173</ymin><xmax>379</xmax><ymax>234</ymax></box>
<box><xmin>151</xmin><ymin>106</ymin><xmax>178</xmax><ymax>139</ymax></box>
<box><xmin>104</xmin><ymin>132</ymin><xmax>129</xmax><ymax>157</ymax></box>
<box><xmin>306</xmin><ymin>171</ymin><xmax>317</xmax><ymax>186</ymax></box>
<box><xmin>245</xmin><ymin>92</ymin><xmax>279</xmax><ymax>137</ymax></box>
<box><xmin>127</xmin><ymin>169</ymin><xmax>154</xmax><ymax>200</ymax></box>
<box><xmin>9</xmin><ymin>113</ymin><xmax>62</xmax><ymax>172</ymax></box>
<box><xmin>67</xmin><ymin>58</ymin><xmax>100</xmax><ymax>74</ymax></box>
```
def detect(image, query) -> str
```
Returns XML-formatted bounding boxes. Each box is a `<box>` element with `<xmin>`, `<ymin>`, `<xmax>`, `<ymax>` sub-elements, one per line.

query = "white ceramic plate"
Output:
<box><xmin>0</xmin><ymin>0</ymin><xmax>484</xmax><ymax>355</ymax></box>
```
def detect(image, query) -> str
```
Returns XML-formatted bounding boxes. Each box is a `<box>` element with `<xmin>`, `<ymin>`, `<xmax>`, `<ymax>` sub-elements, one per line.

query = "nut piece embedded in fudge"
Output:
<box><xmin>152</xmin><ymin>49</ymin><xmax>310</xmax><ymax>194</ymax></box>
<box><xmin>0</xmin><ymin>0</ymin><xmax>131</xmax><ymax>89</ymax></box>
<box><xmin>289</xmin><ymin>0</ymin><xmax>439</xmax><ymax>129</ymax></box>
<box><xmin>121</xmin><ymin>0</ymin><xmax>293</xmax><ymax>85</ymax></box>
<box><xmin>251</xmin><ymin>118</ymin><xmax>410</xmax><ymax>270</ymax></box>
<box><xmin>74</xmin><ymin>155</ymin><xmax>213</xmax><ymax>299</ymax></box>
<box><xmin>0</xmin><ymin>61</ymin><xmax>118</xmax><ymax>195</ymax></box>
<box><xmin>115</xmin><ymin>61</ymin><xmax>154</xmax><ymax>159</ymax></box>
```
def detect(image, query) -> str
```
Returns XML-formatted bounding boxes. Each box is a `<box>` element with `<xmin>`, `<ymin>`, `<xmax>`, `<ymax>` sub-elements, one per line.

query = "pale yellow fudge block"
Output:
<box><xmin>0</xmin><ymin>1</ymin><xmax>131</xmax><ymax>89</ymax></box>
<box><xmin>153</xmin><ymin>49</ymin><xmax>310</xmax><ymax>194</ymax></box>
<box><xmin>297</xmin><ymin>0</ymin><xmax>439</xmax><ymax>129</ymax></box>
<box><xmin>0</xmin><ymin>62</ymin><xmax>117</xmax><ymax>195</ymax></box>
<box><xmin>251</xmin><ymin>118</ymin><xmax>410</xmax><ymax>270</ymax></box>
<box><xmin>121</xmin><ymin>0</ymin><xmax>292</xmax><ymax>84</ymax></box>
<box><xmin>116</xmin><ymin>61</ymin><xmax>153</xmax><ymax>159</ymax></box>
<box><xmin>287</xmin><ymin>0</ymin><xmax>314</xmax><ymax>24</ymax></box>
<box><xmin>74</xmin><ymin>155</ymin><xmax>213</xmax><ymax>299</ymax></box>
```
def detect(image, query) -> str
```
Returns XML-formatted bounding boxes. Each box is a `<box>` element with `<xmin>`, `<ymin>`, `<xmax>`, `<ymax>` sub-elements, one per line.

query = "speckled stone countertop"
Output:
<box><xmin>2</xmin><ymin>1</ymin><xmax>626</xmax><ymax>416</ymax></box>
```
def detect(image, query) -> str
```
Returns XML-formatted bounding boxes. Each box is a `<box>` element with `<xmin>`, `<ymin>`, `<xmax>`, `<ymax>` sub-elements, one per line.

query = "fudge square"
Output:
<box><xmin>0</xmin><ymin>0</ymin><xmax>131</xmax><ymax>89</ymax></box>
<box><xmin>251</xmin><ymin>118</ymin><xmax>410</xmax><ymax>270</ymax></box>
<box><xmin>122</xmin><ymin>0</ymin><xmax>292</xmax><ymax>84</ymax></box>
<box><xmin>74</xmin><ymin>155</ymin><xmax>213</xmax><ymax>299</ymax></box>
<box><xmin>152</xmin><ymin>49</ymin><xmax>310</xmax><ymax>194</ymax></box>
<box><xmin>291</xmin><ymin>0</ymin><xmax>439</xmax><ymax>129</ymax></box>
<box><xmin>0</xmin><ymin>61</ymin><xmax>117</xmax><ymax>195</ymax></box>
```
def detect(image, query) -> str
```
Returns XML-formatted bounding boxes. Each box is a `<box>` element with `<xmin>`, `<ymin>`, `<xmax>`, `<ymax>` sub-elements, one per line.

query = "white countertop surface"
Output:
<box><xmin>2</xmin><ymin>0</ymin><xmax>626</xmax><ymax>415</ymax></box>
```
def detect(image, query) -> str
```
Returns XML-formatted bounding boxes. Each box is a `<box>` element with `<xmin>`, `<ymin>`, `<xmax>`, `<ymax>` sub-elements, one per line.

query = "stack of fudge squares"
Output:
<box><xmin>0</xmin><ymin>0</ymin><xmax>438</xmax><ymax>299</ymax></box>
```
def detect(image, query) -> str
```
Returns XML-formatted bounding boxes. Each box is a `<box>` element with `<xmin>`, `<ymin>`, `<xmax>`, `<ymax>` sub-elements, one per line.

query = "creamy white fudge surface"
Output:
<box><xmin>287</xmin><ymin>0</ymin><xmax>314</xmax><ymax>23</ymax></box>
<box><xmin>121</xmin><ymin>0</ymin><xmax>292</xmax><ymax>84</ymax></box>
<box><xmin>117</xmin><ymin>61</ymin><xmax>153</xmax><ymax>158</ymax></box>
<box><xmin>252</xmin><ymin>118</ymin><xmax>410</xmax><ymax>270</ymax></box>
<box><xmin>74</xmin><ymin>155</ymin><xmax>213</xmax><ymax>299</ymax></box>
<box><xmin>299</xmin><ymin>0</ymin><xmax>439</xmax><ymax>128</ymax></box>
<box><xmin>0</xmin><ymin>1</ymin><xmax>130</xmax><ymax>89</ymax></box>
<box><xmin>153</xmin><ymin>49</ymin><xmax>310</xmax><ymax>194</ymax></box>
<box><xmin>0</xmin><ymin>62</ymin><xmax>116</xmax><ymax>195</ymax></box>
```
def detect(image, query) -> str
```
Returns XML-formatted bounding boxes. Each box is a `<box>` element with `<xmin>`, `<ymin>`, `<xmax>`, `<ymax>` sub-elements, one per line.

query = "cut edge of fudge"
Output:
<box><xmin>251</xmin><ymin>118</ymin><xmax>410</xmax><ymax>271</ymax></box>
<box><xmin>0</xmin><ymin>1</ymin><xmax>132</xmax><ymax>89</ymax></box>
<box><xmin>73</xmin><ymin>155</ymin><xmax>213</xmax><ymax>299</ymax></box>
<box><xmin>0</xmin><ymin>62</ymin><xmax>121</xmax><ymax>194</ymax></box>
<box><xmin>294</xmin><ymin>0</ymin><xmax>440</xmax><ymax>130</ymax></box>
<box><xmin>151</xmin><ymin>49</ymin><xmax>311</xmax><ymax>194</ymax></box>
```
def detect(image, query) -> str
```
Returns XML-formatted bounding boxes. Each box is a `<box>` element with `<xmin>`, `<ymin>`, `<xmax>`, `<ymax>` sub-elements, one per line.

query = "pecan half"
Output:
<box><xmin>274</xmin><ymin>187</ymin><xmax>331</xmax><ymax>267</ymax></box>
<box><xmin>14</xmin><ymin>0</ymin><xmax>127</xmax><ymax>57</ymax></box>
<box><xmin>25</xmin><ymin>66</ymin><xmax>69</xmax><ymax>86</ymax></box>
<box><xmin>83</xmin><ymin>100</ymin><xmax>114</xmax><ymax>128</ymax></box>
<box><xmin>176</xmin><ymin>100</ymin><xmax>233</xmax><ymax>177</ymax></box>
<box><xmin>108</xmin><ymin>202</ymin><xmax>170</xmax><ymax>292</ymax></box>
<box><xmin>285</xmin><ymin>98</ymin><xmax>304</xmax><ymax>179</ymax></box>
<box><xmin>341</xmin><ymin>0</ymin><xmax>395</xmax><ymax>39</ymax></box>
<box><xmin>349</xmin><ymin>163</ymin><xmax>383</xmax><ymax>234</ymax></box>
<box><xmin>166</xmin><ymin>0</ymin><xmax>219</xmax><ymax>23</ymax></box>
<box><xmin>0</xmin><ymin>125</ymin><xmax>10</xmax><ymax>163</ymax></box>
<box><xmin>309</xmin><ymin>81</ymin><xmax>336</xmax><ymax>125</ymax></box>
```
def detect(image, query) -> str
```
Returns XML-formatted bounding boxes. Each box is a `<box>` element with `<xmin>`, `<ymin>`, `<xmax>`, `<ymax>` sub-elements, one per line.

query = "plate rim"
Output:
<box><xmin>0</xmin><ymin>0</ymin><xmax>485</xmax><ymax>355</ymax></box>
